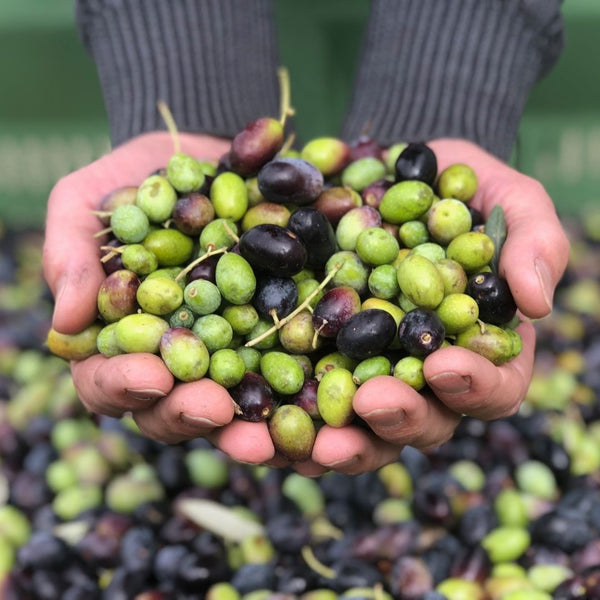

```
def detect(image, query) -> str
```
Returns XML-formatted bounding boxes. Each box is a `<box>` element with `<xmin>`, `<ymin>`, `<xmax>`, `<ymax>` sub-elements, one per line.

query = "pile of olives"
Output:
<box><xmin>2</xmin><ymin>214</ymin><xmax>600</xmax><ymax>599</ymax></box>
<box><xmin>47</xmin><ymin>113</ymin><xmax>521</xmax><ymax>461</ymax></box>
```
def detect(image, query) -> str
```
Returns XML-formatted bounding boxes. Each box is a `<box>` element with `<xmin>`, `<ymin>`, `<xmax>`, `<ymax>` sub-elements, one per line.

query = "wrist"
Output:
<box><xmin>341</xmin><ymin>0</ymin><xmax>564</xmax><ymax>161</ymax></box>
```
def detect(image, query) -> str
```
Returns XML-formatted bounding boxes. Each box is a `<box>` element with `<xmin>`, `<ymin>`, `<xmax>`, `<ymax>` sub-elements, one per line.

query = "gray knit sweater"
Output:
<box><xmin>76</xmin><ymin>0</ymin><xmax>564</xmax><ymax>161</ymax></box>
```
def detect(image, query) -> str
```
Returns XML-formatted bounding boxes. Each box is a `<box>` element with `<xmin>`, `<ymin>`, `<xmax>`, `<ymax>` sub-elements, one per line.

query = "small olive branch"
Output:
<box><xmin>99</xmin><ymin>244</ymin><xmax>125</xmax><ymax>263</ymax></box>
<box><xmin>174</xmin><ymin>245</ymin><xmax>229</xmax><ymax>282</ymax></box>
<box><xmin>245</xmin><ymin>262</ymin><xmax>342</xmax><ymax>348</ymax></box>
<box><xmin>278</xmin><ymin>66</ymin><xmax>295</xmax><ymax>126</ymax></box>
<box><xmin>157</xmin><ymin>99</ymin><xmax>181</xmax><ymax>155</ymax></box>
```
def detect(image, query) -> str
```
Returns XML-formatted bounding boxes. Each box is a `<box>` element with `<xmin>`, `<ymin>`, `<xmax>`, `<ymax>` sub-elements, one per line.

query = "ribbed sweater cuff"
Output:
<box><xmin>341</xmin><ymin>0</ymin><xmax>565</xmax><ymax>161</ymax></box>
<box><xmin>76</xmin><ymin>0</ymin><xmax>280</xmax><ymax>147</ymax></box>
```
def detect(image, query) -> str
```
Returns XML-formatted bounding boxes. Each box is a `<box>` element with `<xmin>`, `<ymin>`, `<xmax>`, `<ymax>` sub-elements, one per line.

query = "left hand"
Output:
<box><xmin>273</xmin><ymin>137</ymin><xmax>569</xmax><ymax>477</ymax></box>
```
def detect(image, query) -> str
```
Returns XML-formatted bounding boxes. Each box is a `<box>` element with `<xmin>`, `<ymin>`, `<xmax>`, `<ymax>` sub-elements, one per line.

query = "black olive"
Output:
<box><xmin>466</xmin><ymin>271</ymin><xmax>517</xmax><ymax>325</ymax></box>
<box><xmin>397</xmin><ymin>308</ymin><xmax>446</xmax><ymax>358</ymax></box>
<box><xmin>336</xmin><ymin>309</ymin><xmax>397</xmax><ymax>360</ymax></box>
<box><xmin>395</xmin><ymin>142</ymin><xmax>438</xmax><ymax>186</ymax></box>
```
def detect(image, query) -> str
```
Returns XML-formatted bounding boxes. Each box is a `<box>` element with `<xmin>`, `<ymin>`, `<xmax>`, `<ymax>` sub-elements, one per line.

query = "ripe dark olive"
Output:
<box><xmin>336</xmin><ymin>308</ymin><xmax>397</xmax><ymax>360</ymax></box>
<box><xmin>466</xmin><ymin>272</ymin><xmax>517</xmax><ymax>325</ymax></box>
<box><xmin>349</xmin><ymin>134</ymin><xmax>383</xmax><ymax>161</ymax></box>
<box><xmin>286</xmin><ymin>207</ymin><xmax>337</xmax><ymax>270</ymax></box>
<box><xmin>229</xmin><ymin>372</ymin><xmax>275</xmax><ymax>422</ymax></box>
<box><xmin>362</xmin><ymin>179</ymin><xmax>393</xmax><ymax>209</ymax></box>
<box><xmin>312</xmin><ymin>286</ymin><xmax>362</xmax><ymax>338</ymax></box>
<box><xmin>469</xmin><ymin>206</ymin><xmax>485</xmax><ymax>229</ymax></box>
<box><xmin>290</xmin><ymin>377</ymin><xmax>320</xmax><ymax>419</ymax></box>
<box><xmin>397</xmin><ymin>308</ymin><xmax>446</xmax><ymax>358</ymax></box>
<box><xmin>238</xmin><ymin>223</ymin><xmax>307</xmax><ymax>277</ymax></box>
<box><xmin>395</xmin><ymin>142</ymin><xmax>438</xmax><ymax>186</ymax></box>
<box><xmin>171</xmin><ymin>193</ymin><xmax>215</xmax><ymax>236</ymax></box>
<box><xmin>229</xmin><ymin>117</ymin><xmax>284</xmax><ymax>177</ymax></box>
<box><xmin>257</xmin><ymin>157</ymin><xmax>324</xmax><ymax>206</ymax></box>
<box><xmin>253</xmin><ymin>275</ymin><xmax>298</xmax><ymax>320</ymax></box>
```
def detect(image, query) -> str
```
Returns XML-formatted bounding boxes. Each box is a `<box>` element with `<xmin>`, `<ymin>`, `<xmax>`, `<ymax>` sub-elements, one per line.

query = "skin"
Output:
<box><xmin>43</xmin><ymin>133</ymin><xmax>570</xmax><ymax>476</ymax></box>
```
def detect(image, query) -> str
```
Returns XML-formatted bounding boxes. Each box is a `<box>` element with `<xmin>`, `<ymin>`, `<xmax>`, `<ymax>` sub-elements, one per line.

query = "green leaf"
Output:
<box><xmin>486</xmin><ymin>205</ymin><xmax>507</xmax><ymax>274</ymax></box>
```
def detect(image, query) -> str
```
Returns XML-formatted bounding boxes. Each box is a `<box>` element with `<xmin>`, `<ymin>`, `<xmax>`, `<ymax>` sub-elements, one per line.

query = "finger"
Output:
<box><xmin>132</xmin><ymin>377</ymin><xmax>236</xmax><ymax>444</ymax></box>
<box><xmin>260</xmin><ymin>449</ymin><xmax>326</xmax><ymax>476</ymax></box>
<box><xmin>71</xmin><ymin>353</ymin><xmax>175</xmax><ymax>417</ymax></box>
<box><xmin>430</xmin><ymin>139</ymin><xmax>570</xmax><ymax>318</ymax></box>
<box><xmin>43</xmin><ymin>174</ymin><xmax>108</xmax><ymax>334</ymax></box>
<box><xmin>207</xmin><ymin>419</ymin><xmax>276</xmax><ymax>465</ymax></box>
<box><xmin>497</xmin><ymin>190</ymin><xmax>569</xmax><ymax>318</ymax></box>
<box><xmin>425</xmin><ymin>320</ymin><xmax>535</xmax><ymax>420</ymax></box>
<box><xmin>291</xmin><ymin>461</ymin><xmax>330</xmax><ymax>478</ymax></box>
<box><xmin>312</xmin><ymin>425</ymin><xmax>402</xmax><ymax>475</ymax></box>
<box><xmin>85</xmin><ymin>353</ymin><xmax>175</xmax><ymax>412</ymax></box>
<box><xmin>352</xmin><ymin>376</ymin><xmax>461</xmax><ymax>452</ymax></box>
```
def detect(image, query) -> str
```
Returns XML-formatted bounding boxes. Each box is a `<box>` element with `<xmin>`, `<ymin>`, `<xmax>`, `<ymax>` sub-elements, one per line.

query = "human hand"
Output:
<box><xmin>42</xmin><ymin>132</ymin><xmax>282</xmax><ymax>463</ymax></box>
<box><xmin>289</xmin><ymin>138</ymin><xmax>570</xmax><ymax>477</ymax></box>
<box><xmin>43</xmin><ymin>135</ymin><xmax>569</xmax><ymax>477</ymax></box>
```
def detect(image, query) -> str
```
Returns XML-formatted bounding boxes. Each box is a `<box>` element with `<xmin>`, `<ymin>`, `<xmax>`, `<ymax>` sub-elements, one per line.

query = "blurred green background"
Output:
<box><xmin>0</xmin><ymin>0</ymin><xmax>598</xmax><ymax>228</ymax></box>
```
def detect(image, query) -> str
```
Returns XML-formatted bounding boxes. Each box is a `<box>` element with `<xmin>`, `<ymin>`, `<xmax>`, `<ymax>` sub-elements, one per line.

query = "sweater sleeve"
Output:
<box><xmin>340</xmin><ymin>0</ymin><xmax>565</xmax><ymax>161</ymax></box>
<box><xmin>75</xmin><ymin>0</ymin><xmax>281</xmax><ymax>148</ymax></box>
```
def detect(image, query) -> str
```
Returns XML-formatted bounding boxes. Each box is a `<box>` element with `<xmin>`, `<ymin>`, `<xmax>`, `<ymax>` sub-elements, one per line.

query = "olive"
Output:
<box><xmin>286</xmin><ymin>207</ymin><xmax>337</xmax><ymax>270</ymax></box>
<box><xmin>394</xmin><ymin>141</ymin><xmax>438</xmax><ymax>186</ymax></box>
<box><xmin>253</xmin><ymin>275</ymin><xmax>298</xmax><ymax>321</ymax></box>
<box><xmin>312</xmin><ymin>186</ymin><xmax>363</xmax><ymax>226</ymax></box>
<box><xmin>229</xmin><ymin>372</ymin><xmax>275</xmax><ymax>422</ymax></box>
<box><xmin>229</xmin><ymin>116</ymin><xmax>284</xmax><ymax>177</ymax></box>
<box><xmin>397</xmin><ymin>308</ymin><xmax>446</xmax><ymax>358</ymax></box>
<box><xmin>312</xmin><ymin>286</ymin><xmax>362</xmax><ymax>338</ymax></box>
<box><xmin>257</xmin><ymin>157</ymin><xmax>324</xmax><ymax>205</ymax></box>
<box><xmin>238</xmin><ymin>223</ymin><xmax>307</xmax><ymax>277</ymax></box>
<box><xmin>336</xmin><ymin>309</ymin><xmax>398</xmax><ymax>360</ymax></box>
<box><xmin>466</xmin><ymin>271</ymin><xmax>517</xmax><ymax>325</ymax></box>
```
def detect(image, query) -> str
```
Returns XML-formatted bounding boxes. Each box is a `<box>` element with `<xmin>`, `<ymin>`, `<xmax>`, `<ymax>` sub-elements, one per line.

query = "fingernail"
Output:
<box><xmin>322</xmin><ymin>455</ymin><xmax>359</xmax><ymax>469</ymax></box>
<box><xmin>125</xmin><ymin>388</ymin><xmax>168</xmax><ymax>402</ymax></box>
<box><xmin>360</xmin><ymin>407</ymin><xmax>405</xmax><ymax>424</ymax></box>
<box><xmin>428</xmin><ymin>372</ymin><xmax>471</xmax><ymax>394</ymax></box>
<box><xmin>535</xmin><ymin>258</ymin><xmax>554</xmax><ymax>312</ymax></box>
<box><xmin>180</xmin><ymin>413</ymin><xmax>220</xmax><ymax>428</ymax></box>
<box><xmin>51</xmin><ymin>276</ymin><xmax>68</xmax><ymax>326</ymax></box>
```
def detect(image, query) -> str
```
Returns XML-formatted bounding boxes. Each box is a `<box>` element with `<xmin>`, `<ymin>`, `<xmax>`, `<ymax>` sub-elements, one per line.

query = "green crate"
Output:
<box><xmin>0</xmin><ymin>0</ymin><xmax>598</xmax><ymax>227</ymax></box>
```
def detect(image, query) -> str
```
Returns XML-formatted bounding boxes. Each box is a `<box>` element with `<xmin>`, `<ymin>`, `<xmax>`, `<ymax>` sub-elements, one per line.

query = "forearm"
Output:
<box><xmin>76</xmin><ymin>0</ymin><xmax>280</xmax><ymax>147</ymax></box>
<box><xmin>341</xmin><ymin>0</ymin><xmax>565</xmax><ymax>161</ymax></box>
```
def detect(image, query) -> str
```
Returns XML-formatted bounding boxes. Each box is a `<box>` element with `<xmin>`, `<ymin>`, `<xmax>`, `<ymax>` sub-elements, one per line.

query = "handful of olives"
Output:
<box><xmin>47</xmin><ymin>111</ymin><xmax>522</xmax><ymax>462</ymax></box>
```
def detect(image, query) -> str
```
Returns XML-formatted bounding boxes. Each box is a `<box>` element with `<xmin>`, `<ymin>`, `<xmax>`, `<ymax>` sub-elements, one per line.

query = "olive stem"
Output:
<box><xmin>91</xmin><ymin>210</ymin><xmax>113</xmax><ymax>219</ymax></box>
<box><xmin>174</xmin><ymin>245</ymin><xmax>228</xmax><ymax>282</ymax></box>
<box><xmin>157</xmin><ymin>100</ymin><xmax>181</xmax><ymax>155</ymax></box>
<box><xmin>277</xmin><ymin>66</ymin><xmax>295</xmax><ymax>127</ymax></box>
<box><xmin>280</xmin><ymin>132</ymin><xmax>296</xmax><ymax>156</ymax></box>
<box><xmin>221</xmin><ymin>220</ymin><xmax>240</xmax><ymax>243</ymax></box>
<box><xmin>93</xmin><ymin>226</ymin><xmax>113</xmax><ymax>239</ymax></box>
<box><xmin>301</xmin><ymin>545</ymin><xmax>336</xmax><ymax>580</ymax></box>
<box><xmin>245</xmin><ymin>263</ymin><xmax>342</xmax><ymax>348</ymax></box>
<box><xmin>269</xmin><ymin>308</ymin><xmax>281</xmax><ymax>327</ymax></box>
<box><xmin>311</xmin><ymin>320</ymin><xmax>327</xmax><ymax>350</ymax></box>
<box><xmin>99</xmin><ymin>245</ymin><xmax>124</xmax><ymax>254</ymax></box>
<box><xmin>99</xmin><ymin>245</ymin><xmax>125</xmax><ymax>263</ymax></box>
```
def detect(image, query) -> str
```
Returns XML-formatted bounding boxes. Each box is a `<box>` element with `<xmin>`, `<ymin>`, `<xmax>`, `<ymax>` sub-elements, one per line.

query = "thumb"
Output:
<box><xmin>43</xmin><ymin>177</ymin><xmax>106</xmax><ymax>334</ymax></box>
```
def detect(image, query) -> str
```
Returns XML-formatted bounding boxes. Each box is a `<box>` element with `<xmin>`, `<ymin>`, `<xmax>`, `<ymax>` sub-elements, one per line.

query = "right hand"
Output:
<box><xmin>42</xmin><ymin>131</ymin><xmax>284</xmax><ymax>464</ymax></box>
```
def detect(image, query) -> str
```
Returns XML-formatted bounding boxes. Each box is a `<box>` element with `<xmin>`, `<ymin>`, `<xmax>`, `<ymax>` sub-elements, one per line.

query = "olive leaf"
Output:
<box><xmin>486</xmin><ymin>205</ymin><xmax>507</xmax><ymax>274</ymax></box>
<box><xmin>176</xmin><ymin>497</ymin><xmax>265</xmax><ymax>542</ymax></box>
